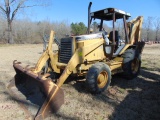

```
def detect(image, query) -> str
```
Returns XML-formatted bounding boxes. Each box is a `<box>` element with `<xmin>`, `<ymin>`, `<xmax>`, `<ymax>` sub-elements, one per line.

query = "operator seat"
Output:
<box><xmin>102</xmin><ymin>31</ymin><xmax>109</xmax><ymax>45</ymax></box>
<box><xmin>109</xmin><ymin>30</ymin><xmax>119</xmax><ymax>51</ymax></box>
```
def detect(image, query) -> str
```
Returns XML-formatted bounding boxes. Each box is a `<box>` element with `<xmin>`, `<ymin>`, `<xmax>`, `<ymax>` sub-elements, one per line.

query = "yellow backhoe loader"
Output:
<box><xmin>8</xmin><ymin>2</ymin><xmax>145</xmax><ymax>120</ymax></box>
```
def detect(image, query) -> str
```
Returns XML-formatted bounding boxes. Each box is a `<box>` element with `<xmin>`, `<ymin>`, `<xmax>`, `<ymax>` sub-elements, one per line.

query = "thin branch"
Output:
<box><xmin>20</xmin><ymin>4</ymin><xmax>48</xmax><ymax>8</ymax></box>
<box><xmin>10</xmin><ymin>0</ymin><xmax>15</xmax><ymax>4</ymax></box>
<box><xmin>155</xmin><ymin>18</ymin><xmax>160</xmax><ymax>30</ymax></box>
<box><xmin>10</xmin><ymin>1</ymin><xmax>46</xmax><ymax>21</ymax></box>
<box><xmin>0</xmin><ymin>6</ymin><xmax>6</xmax><ymax>14</ymax></box>
<box><xmin>11</xmin><ymin>0</ymin><xmax>26</xmax><ymax>21</ymax></box>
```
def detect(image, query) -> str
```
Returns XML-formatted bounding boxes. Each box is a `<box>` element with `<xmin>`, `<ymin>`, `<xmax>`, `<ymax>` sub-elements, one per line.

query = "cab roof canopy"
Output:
<box><xmin>91</xmin><ymin>8</ymin><xmax>131</xmax><ymax>21</ymax></box>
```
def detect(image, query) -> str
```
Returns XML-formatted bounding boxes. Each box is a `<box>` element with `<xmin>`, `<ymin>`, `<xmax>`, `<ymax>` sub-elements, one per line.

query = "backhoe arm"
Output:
<box><xmin>127</xmin><ymin>16</ymin><xmax>143</xmax><ymax>44</ymax></box>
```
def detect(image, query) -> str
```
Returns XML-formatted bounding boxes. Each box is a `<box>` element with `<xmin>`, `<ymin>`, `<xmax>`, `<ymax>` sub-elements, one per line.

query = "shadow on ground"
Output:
<box><xmin>6</xmin><ymin>76</ymin><xmax>80</xmax><ymax>120</ymax></box>
<box><xmin>70</xmin><ymin>69</ymin><xmax>160</xmax><ymax>120</ymax></box>
<box><xmin>109</xmin><ymin>69</ymin><xmax>160</xmax><ymax>120</ymax></box>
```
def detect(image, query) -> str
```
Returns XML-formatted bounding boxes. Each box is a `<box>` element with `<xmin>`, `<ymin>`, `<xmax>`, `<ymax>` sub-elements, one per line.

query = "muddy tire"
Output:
<box><xmin>122</xmin><ymin>49</ymin><xmax>141</xmax><ymax>80</ymax></box>
<box><xmin>86</xmin><ymin>62</ymin><xmax>111</xmax><ymax>94</ymax></box>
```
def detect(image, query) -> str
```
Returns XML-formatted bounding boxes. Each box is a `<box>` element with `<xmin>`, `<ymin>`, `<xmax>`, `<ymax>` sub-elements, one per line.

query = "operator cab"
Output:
<box><xmin>88</xmin><ymin>6</ymin><xmax>131</xmax><ymax>58</ymax></box>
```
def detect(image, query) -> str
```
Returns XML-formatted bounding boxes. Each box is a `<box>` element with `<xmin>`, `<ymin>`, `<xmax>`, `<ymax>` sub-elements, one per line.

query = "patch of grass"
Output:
<box><xmin>141</xmin><ymin>60</ymin><xmax>160</xmax><ymax>71</ymax></box>
<box><xmin>0</xmin><ymin>44</ymin><xmax>19</xmax><ymax>47</ymax></box>
<box><xmin>141</xmin><ymin>57</ymin><xmax>160</xmax><ymax>71</ymax></box>
<box><xmin>117</xmin><ymin>88</ymin><xmax>125</xmax><ymax>94</ymax></box>
<box><xmin>0</xmin><ymin>44</ymin><xmax>9</xmax><ymax>47</ymax></box>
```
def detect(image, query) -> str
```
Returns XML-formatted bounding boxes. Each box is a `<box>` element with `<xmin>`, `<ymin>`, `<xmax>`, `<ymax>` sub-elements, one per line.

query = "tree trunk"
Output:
<box><xmin>147</xmin><ymin>31</ymin><xmax>149</xmax><ymax>41</ymax></box>
<box><xmin>155</xmin><ymin>29</ymin><xmax>159</xmax><ymax>41</ymax></box>
<box><xmin>7</xmin><ymin>21</ymin><xmax>14</xmax><ymax>44</ymax></box>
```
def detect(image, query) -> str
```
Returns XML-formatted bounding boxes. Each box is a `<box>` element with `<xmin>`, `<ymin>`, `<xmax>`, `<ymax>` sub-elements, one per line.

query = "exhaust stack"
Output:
<box><xmin>88</xmin><ymin>2</ymin><xmax>92</xmax><ymax>34</ymax></box>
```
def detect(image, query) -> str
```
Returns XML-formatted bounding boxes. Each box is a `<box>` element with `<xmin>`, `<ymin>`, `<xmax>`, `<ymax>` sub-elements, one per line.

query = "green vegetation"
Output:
<box><xmin>71</xmin><ymin>22</ymin><xmax>87</xmax><ymax>35</ymax></box>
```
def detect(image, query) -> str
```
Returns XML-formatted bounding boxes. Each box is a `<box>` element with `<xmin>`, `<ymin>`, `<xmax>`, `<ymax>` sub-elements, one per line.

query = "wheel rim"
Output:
<box><xmin>97</xmin><ymin>71</ymin><xmax>108</xmax><ymax>88</ymax></box>
<box><xmin>131</xmin><ymin>58</ymin><xmax>139</xmax><ymax>74</ymax></box>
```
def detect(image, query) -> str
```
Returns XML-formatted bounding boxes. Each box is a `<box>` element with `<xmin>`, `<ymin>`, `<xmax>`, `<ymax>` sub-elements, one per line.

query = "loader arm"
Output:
<box><xmin>33</xmin><ymin>31</ymin><xmax>60</xmax><ymax>73</ymax></box>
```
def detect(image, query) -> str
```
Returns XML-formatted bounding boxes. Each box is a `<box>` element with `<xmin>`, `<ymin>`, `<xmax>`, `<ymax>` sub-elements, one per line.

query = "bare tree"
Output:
<box><xmin>154</xmin><ymin>17</ymin><xmax>160</xmax><ymax>41</ymax></box>
<box><xmin>144</xmin><ymin>17</ymin><xmax>154</xmax><ymax>41</ymax></box>
<box><xmin>0</xmin><ymin>0</ymin><xmax>49</xmax><ymax>44</ymax></box>
<box><xmin>0</xmin><ymin>16</ymin><xmax>6</xmax><ymax>43</ymax></box>
<box><xmin>53</xmin><ymin>20</ymin><xmax>71</xmax><ymax>39</ymax></box>
<box><xmin>37</xmin><ymin>20</ymin><xmax>52</xmax><ymax>40</ymax></box>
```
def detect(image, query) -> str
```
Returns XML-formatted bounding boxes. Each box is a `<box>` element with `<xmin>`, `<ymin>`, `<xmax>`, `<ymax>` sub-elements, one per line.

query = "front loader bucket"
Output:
<box><xmin>8</xmin><ymin>60</ymin><xmax>64</xmax><ymax>120</ymax></box>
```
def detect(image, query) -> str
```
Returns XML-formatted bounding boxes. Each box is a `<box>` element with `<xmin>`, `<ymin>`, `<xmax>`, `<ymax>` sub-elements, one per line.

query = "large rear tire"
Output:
<box><xmin>122</xmin><ymin>49</ymin><xmax>141</xmax><ymax>80</ymax></box>
<box><xmin>86</xmin><ymin>62</ymin><xmax>111</xmax><ymax>94</ymax></box>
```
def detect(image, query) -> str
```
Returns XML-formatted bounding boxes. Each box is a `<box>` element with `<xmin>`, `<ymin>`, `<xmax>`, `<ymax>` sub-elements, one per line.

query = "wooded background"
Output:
<box><xmin>0</xmin><ymin>0</ymin><xmax>160</xmax><ymax>44</ymax></box>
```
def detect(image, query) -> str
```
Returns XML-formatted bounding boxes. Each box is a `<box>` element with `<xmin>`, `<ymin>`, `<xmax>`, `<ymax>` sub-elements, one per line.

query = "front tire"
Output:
<box><xmin>86</xmin><ymin>62</ymin><xmax>111</xmax><ymax>94</ymax></box>
<box><xmin>122</xmin><ymin>49</ymin><xmax>141</xmax><ymax>80</ymax></box>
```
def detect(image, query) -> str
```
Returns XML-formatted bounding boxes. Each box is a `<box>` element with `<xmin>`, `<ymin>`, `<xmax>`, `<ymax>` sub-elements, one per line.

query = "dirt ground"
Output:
<box><xmin>0</xmin><ymin>44</ymin><xmax>160</xmax><ymax>120</ymax></box>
